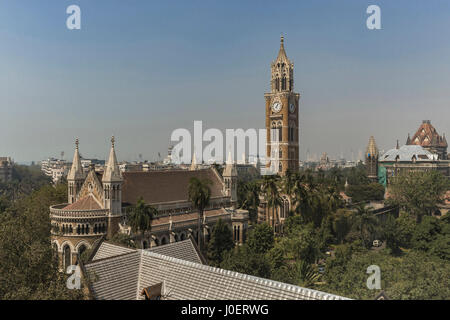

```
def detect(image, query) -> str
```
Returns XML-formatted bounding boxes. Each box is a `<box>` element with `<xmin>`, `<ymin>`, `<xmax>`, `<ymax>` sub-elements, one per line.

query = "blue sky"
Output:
<box><xmin>1</xmin><ymin>0</ymin><xmax>449</xmax><ymax>163</ymax></box>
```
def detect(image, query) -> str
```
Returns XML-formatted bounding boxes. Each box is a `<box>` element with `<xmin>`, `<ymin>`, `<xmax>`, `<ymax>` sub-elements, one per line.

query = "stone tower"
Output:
<box><xmin>102</xmin><ymin>136</ymin><xmax>123</xmax><ymax>238</ymax></box>
<box><xmin>265</xmin><ymin>36</ymin><xmax>300</xmax><ymax>175</ymax></box>
<box><xmin>223</xmin><ymin>150</ymin><xmax>237</xmax><ymax>208</ymax></box>
<box><xmin>67</xmin><ymin>139</ymin><xmax>85</xmax><ymax>204</ymax></box>
<box><xmin>365</xmin><ymin>136</ymin><xmax>379</xmax><ymax>182</ymax></box>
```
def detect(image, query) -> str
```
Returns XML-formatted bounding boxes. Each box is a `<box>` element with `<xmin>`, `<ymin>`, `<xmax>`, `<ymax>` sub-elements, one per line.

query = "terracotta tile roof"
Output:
<box><xmin>63</xmin><ymin>194</ymin><xmax>103</xmax><ymax>210</ymax></box>
<box><xmin>408</xmin><ymin>120</ymin><xmax>447</xmax><ymax>148</ymax></box>
<box><xmin>151</xmin><ymin>208</ymin><xmax>228</xmax><ymax>226</ymax></box>
<box><xmin>121</xmin><ymin>168</ymin><xmax>224</xmax><ymax>206</ymax></box>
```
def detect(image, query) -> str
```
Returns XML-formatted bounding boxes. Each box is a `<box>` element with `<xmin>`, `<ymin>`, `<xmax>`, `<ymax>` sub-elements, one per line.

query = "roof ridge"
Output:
<box><xmin>139</xmin><ymin>250</ymin><xmax>349</xmax><ymax>299</ymax></box>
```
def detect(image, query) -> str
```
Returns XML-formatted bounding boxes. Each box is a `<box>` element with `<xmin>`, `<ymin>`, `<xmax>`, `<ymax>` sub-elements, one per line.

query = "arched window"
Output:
<box><xmin>76</xmin><ymin>225</ymin><xmax>80</xmax><ymax>235</ymax></box>
<box><xmin>281</xmin><ymin>76</ymin><xmax>286</xmax><ymax>90</ymax></box>
<box><xmin>143</xmin><ymin>241</ymin><xmax>148</xmax><ymax>249</ymax></box>
<box><xmin>86</xmin><ymin>224</ymin><xmax>89</xmax><ymax>234</ymax></box>
<box><xmin>81</xmin><ymin>225</ymin><xmax>85</xmax><ymax>235</ymax></box>
<box><xmin>63</xmin><ymin>245</ymin><xmax>71</xmax><ymax>271</ymax></box>
<box><xmin>77</xmin><ymin>244</ymin><xmax>87</xmax><ymax>265</ymax></box>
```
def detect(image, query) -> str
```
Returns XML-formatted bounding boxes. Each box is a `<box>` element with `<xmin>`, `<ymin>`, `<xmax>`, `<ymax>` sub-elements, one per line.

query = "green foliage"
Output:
<box><xmin>109</xmin><ymin>232</ymin><xmax>136</xmax><ymax>249</ymax></box>
<box><xmin>388</xmin><ymin>170</ymin><xmax>449</xmax><ymax>221</ymax></box>
<box><xmin>346</xmin><ymin>183</ymin><xmax>385</xmax><ymax>203</ymax></box>
<box><xmin>220</xmin><ymin>246</ymin><xmax>272</xmax><ymax>279</ymax></box>
<box><xmin>247</xmin><ymin>223</ymin><xmax>274</xmax><ymax>255</ymax></box>
<box><xmin>188</xmin><ymin>177</ymin><xmax>212</xmax><ymax>249</ymax></box>
<box><xmin>321</xmin><ymin>249</ymin><xmax>450</xmax><ymax>300</ymax></box>
<box><xmin>207</xmin><ymin>219</ymin><xmax>234</xmax><ymax>266</ymax></box>
<box><xmin>216</xmin><ymin>166</ymin><xmax>450</xmax><ymax>300</ymax></box>
<box><xmin>238</xmin><ymin>180</ymin><xmax>260</xmax><ymax>224</ymax></box>
<box><xmin>0</xmin><ymin>165</ymin><xmax>52</xmax><ymax>204</ymax></box>
<box><xmin>0</xmin><ymin>183</ymin><xmax>83</xmax><ymax>299</ymax></box>
<box><xmin>412</xmin><ymin>215</ymin><xmax>450</xmax><ymax>260</ymax></box>
<box><xmin>127</xmin><ymin>197</ymin><xmax>156</xmax><ymax>247</ymax></box>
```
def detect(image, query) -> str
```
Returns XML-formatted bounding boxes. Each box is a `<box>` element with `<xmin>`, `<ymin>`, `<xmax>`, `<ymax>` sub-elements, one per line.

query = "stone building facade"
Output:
<box><xmin>265</xmin><ymin>36</ymin><xmax>300</xmax><ymax>176</ymax></box>
<box><xmin>50</xmin><ymin>138</ymin><xmax>248</xmax><ymax>271</ymax></box>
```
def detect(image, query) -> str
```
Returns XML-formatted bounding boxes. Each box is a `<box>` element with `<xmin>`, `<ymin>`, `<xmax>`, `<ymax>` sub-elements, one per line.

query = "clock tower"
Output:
<box><xmin>265</xmin><ymin>36</ymin><xmax>300</xmax><ymax>175</ymax></box>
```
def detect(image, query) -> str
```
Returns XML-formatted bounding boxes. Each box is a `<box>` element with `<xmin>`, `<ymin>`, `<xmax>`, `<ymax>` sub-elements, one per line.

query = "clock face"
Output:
<box><xmin>272</xmin><ymin>102</ymin><xmax>282</xmax><ymax>113</ymax></box>
<box><xmin>289</xmin><ymin>103</ymin><xmax>296</xmax><ymax>113</ymax></box>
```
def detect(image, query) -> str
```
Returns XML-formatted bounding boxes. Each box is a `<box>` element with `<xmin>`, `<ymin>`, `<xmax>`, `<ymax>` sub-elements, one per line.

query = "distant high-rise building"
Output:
<box><xmin>0</xmin><ymin>157</ymin><xmax>13</xmax><ymax>183</ymax></box>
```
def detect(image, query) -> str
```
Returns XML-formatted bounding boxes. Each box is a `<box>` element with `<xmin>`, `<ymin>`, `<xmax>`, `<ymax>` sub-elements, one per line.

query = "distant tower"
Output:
<box><xmin>265</xmin><ymin>36</ymin><xmax>300</xmax><ymax>175</ymax></box>
<box><xmin>67</xmin><ymin>139</ymin><xmax>85</xmax><ymax>204</ymax></box>
<box><xmin>223</xmin><ymin>150</ymin><xmax>238</xmax><ymax>208</ymax></box>
<box><xmin>365</xmin><ymin>136</ymin><xmax>379</xmax><ymax>183</ymax></box>
<box><xmin>190</xmin><ymin>151</ymin><xmax>198</xmax><ymax>171</ymax></box>
<box><xmin>102</xmin><ymin>136</ymin><xmax>123</xmax><ymax>237</ymax></box>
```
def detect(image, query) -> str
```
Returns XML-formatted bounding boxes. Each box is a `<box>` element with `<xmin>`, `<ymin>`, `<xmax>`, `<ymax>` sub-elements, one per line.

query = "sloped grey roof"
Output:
<box><xmin>92</xmin><ymin>242</ymin><xmax>136</xmax><ymax>261</ymax></box>
<box><xmin>85</xmin><ymin>251</ymin><xmax>141</xmax><ymax>300</ymax></box>
<box><xmin>147</xmin><ymin>239</ymin><xmax>203</xmax><ymax>264</ymax></box>
<box><xmin>92</xmin><ymin>239</ymin><xmax>203</xmax><ymax>264</ymax></box>
<box><xmin>380</xmin><ymin>145</ymin><xmax>438</xmax><ymax>162</ymax></box>
<box><xmin>84</xmin><ymin>249</ymin><xmax>349</xmax><ymax>300</ymax></box>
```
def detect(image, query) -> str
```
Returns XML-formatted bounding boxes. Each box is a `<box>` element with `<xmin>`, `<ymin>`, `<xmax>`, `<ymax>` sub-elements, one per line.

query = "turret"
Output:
<box><xmin>67</xmin><ymin>139</ymin><xmax>85</xmax><ymax>203</ymax></box>
<box><xmin>223</xmin><ymin>150</ymin><xmax>237</xmax><ymax>207</ymax></box>
<box><xmin>102</xmin><ymin>136</ymin><xmax>122</xmax><ymax>216</ymax></box>
<box><xmin>365</xmin><ymin>136</ymin><xmax>379</xmax><ymax>183</ymax></box>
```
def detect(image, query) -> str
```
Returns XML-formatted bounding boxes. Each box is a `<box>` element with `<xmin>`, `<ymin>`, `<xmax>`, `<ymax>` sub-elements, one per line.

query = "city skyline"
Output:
<box><xmin>1</xmin><ymin>0</ymin><xmax>450</xmax><ymax>163</ymax></box>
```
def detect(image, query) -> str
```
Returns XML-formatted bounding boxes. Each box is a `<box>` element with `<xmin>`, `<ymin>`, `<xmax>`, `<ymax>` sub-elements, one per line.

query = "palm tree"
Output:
<box><xmin>188</xmin><ymin>177</ymin><xmax>212</xmax><ymax>250</ymax></box>
<box><xmin>127</xmin><ymin>197</ymin><xmax>156</xmax><ymax>248</ymax></box>
<box><xmin>261</xmin><ymin>175</ymin><xmax>282</xmax><ymax>232</ymax></box>
<box><xmin>240</xmin><ymin>181</ymin><xmax>261</xmax><ymax>224</ymax></box>
<box><xmin>353</xmin><ymin>204</ymin><xmax>379</xmax><ymax>248</ymax></box>
<box><xmin>289</xmin><ymin>260</ymin><xmax>320</xmax><ymax>288</ymax></box>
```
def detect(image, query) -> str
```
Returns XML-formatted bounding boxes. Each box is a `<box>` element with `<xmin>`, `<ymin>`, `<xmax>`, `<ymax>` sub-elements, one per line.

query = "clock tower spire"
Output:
<box><xmin>265</xmin><ymin>36</ymin><xmax>300</xmax><ymax>175</ymax></box>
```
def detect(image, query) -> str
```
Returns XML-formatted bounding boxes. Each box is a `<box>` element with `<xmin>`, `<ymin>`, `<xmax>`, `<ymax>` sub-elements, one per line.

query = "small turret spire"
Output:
<box><xmin>68</xmin><ymin>138</ymin><xmax>84</xmax><ymax>181</ymax></box>
<box><xmin>276</xmin><ymin>34</ymin><xmax>289</xmax><ymax>62</ymax></box>
<box><xmin>102</xmin><ymin>136</ymin><xmax>122</xmax><ymax>182</ymax></box>
<box><xmin>190</xmin><ymin>149</ymin><xmax>197</xmax><ymax>171</ymax></box>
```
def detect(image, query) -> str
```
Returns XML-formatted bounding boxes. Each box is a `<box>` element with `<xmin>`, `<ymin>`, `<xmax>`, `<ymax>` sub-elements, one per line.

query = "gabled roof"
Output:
<box><xmin>92</xmin><ymin>239</ymin><xmax>204</xmax><ymax>265</ymax></box>
<box><xmin>408</xmin><ymin>120</ymin><xmax>447</xmax><ymax>148</ymax></box>
<box><xmin>84</xmin><ymin>249</ymin><xmax>350</xmax><ymax>300</ymax></box>
<box><xmin>63</xmin><ymin>194</ymin><xmax>103</xmax><ymax>210</ymax></box>
<box><xmin>121</xmin><ymin>168</ymin><xmax>224</xmax><ymax>206</ymax></box>
<box><xmin>92</xmin><ymin>242</ymin><xmax>136</xmax><ymax>261</ymax></box>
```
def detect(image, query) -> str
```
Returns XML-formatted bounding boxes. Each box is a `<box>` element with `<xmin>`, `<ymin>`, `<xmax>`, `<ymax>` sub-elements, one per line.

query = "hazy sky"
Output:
<box><xmin>1</xmin><ymin>0</ymin><xmax>449</xmax><ymax>163</ymax></box>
